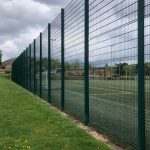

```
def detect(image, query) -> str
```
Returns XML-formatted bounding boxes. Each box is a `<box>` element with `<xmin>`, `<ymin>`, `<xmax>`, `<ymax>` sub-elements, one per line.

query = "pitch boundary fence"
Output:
<box><xmin>12</xmin><ymin>0</ymin><xmax>149</xmax><ymax>149</ymax></box>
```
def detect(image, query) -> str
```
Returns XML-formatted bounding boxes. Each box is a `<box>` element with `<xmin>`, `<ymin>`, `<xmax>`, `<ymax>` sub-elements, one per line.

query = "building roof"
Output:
<box><xmin>0</xmin><ymin>58</ymin><xmax>16</xmax><ymax>68</ymax></box>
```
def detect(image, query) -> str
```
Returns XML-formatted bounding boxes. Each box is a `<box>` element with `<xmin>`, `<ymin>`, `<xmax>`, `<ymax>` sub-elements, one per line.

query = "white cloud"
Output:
<box><xmin>0</xmin><ymin>0</ymin><xmax>70</xmax><ymax>61</ymax></box>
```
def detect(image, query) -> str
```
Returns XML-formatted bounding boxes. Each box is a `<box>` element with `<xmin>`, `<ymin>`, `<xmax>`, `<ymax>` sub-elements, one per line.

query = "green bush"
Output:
<box><xmin>0</xmin><ymin>74</ymin><xmax>12</xmax><ymax>79</ymax></box>
<box><xmin>5</xmin><ymin>70</ymin><xmax>11</xmax><ymax>74</ymax></box>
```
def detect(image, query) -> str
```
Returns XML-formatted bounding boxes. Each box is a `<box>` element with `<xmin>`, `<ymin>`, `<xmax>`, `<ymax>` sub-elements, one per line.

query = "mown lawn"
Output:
<box><xmin>0</xmin><ymin>77</ymin><xmax>112</xmax><ymax>150</ymax></box>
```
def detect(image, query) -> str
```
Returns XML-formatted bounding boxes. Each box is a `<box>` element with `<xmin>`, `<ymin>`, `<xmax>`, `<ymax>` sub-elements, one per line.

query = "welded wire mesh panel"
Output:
<box><xmin>89</xmin><ymin>0</ymin><xmax>138</xmax><ymax>148</ymax></box>
<box><xmin>16</xmin><ymin>56</ymin><xmax>19</xmax><ymax>84</ymax></box>
<box><xmin>12</xmin><ymin>61</ymin><xmax>15</xmax><ymax>82</ymax></box>
<box><xmin>145</xmin><ymin>0</ymin><xmax>150</xmax><ymax>149</ymax></box>
<box><xmin>26</xmin><ymin>47</ymin><xmax>30</xmax><ymax>90</ymax></box>
<box><xmin>31</xmin><ymin>42</ymin><xmax>35</xmax><ymax>93</ymax></box>
<box><xmin>42</xmin><ymin>27</ymin><xmax>48</xmax><ymax>100</ymax></box>
<box><xmin>29</xmin><ymin>46</ymin><xmax>31</xmax><ymax>91</ymax></box>
<box><xmin>24</xmin><ymin>50</ymin><xmax>26</xmax><ymax>88</ymax></box>
<box><xmin>14</xmin><ymin>58</ymin><xmax>19</xmax><ymax>84</ymax></box>
<box><xmin>64</xmin><ymin>0</ymin><xmax>84</xmax><ymax>121</ymax></box>
<box><xmin>20</xmin><ymin>53</ymin><xmax>25</xmax><ymax>87</ymax></box>
<box><xmin>25</xmin><ymin>49</ymin><xmax>28</xmax><ymax>89</ymax></box>
<box><xmin>12</xmin><ymin>51</ymin><xmax>26</xmax><ymax>87</ymax></box>
<box><xmin>12</xmin><ymin>50</ymin><xmax>27</xmax><ymax>87</ymax></box>
<box><xmin>51</xmin><ymin>14</ymin><xmax>61</xmax><ymax>108</ymax></box>
<box><xmin>35</xmin><ymin>36</ymin><xmax>41</xmax><ymax>96</ymax></box>
<box><xmin>25</xmin><ymin>49</ymin><xmax>27</xmax><ymax>89</ymax></box>
<box><xmin>24</xmin><ymin>53</ymin><xmax>26</xmax><ymax>86</ymax></box>
<box><xmin>22</xmin><ymin>51</ymin><xmax>26</xmax><ymax>88</ymax></box>
<box><xmin>13</xmin><ymin>55</ymin><xmax>22</xmax><ymax>85</ymax></box>
<box><xmin>28</xmin><ymin>47</ymin><xmax>30</xmax><ymax>90</ymax></box>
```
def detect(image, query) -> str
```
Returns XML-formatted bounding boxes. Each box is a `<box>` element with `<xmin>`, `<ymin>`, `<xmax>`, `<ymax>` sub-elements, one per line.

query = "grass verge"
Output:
<box><xmin>0</xmin><ymin>73</ymin><xmax>11</xmax><ymax>80</ymax></box>
<box><xmin>0</xmin><ymin>77</ymin><xmax>112</xmax><ymax>150</ymax></box>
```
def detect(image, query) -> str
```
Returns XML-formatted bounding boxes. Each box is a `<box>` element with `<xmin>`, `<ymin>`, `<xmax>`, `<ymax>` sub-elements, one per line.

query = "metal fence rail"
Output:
<box><xmin>12</xmin><ymin>0</ymin><xmax>149</xmax><ymax>149</ymax></box>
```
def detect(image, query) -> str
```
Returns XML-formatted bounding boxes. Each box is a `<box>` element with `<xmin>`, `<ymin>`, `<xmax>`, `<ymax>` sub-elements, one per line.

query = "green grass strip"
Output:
<box><xmin>0</xmin><ymin>77</ymin><xmax>111</xmax><ymax>150</ymax></box>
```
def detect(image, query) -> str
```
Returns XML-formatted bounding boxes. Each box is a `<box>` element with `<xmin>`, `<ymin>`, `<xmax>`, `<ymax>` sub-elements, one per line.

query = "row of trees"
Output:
<box><xmin>106</xmin><ymin>63</ymin><xmax>150</xmax><ymax>76</ymax></box>
<box><xmin>105</xmin><ymin>63</ymin><xmax>136</xmax><ymax>76</ymax></box>
<box><xmin>0</xmin><ymin>50</ymin><xmax>2</xmax><ymax>65</ymax></box>
<box><xmin>42</xmin><ymin>59</ymin><xmax>150</xmax><ymax>76</ymax></box>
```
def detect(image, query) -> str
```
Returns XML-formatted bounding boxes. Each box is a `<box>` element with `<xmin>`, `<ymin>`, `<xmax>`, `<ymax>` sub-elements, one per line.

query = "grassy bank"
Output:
<box><xmin>0</xmin><ymin>77</ymin><xmax>111</xmax><ymax>150</ymax></box>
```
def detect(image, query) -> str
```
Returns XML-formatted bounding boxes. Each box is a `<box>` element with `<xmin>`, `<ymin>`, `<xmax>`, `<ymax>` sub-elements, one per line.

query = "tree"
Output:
<box><xmin>0</xmin><ymin>50</ymin><xmax>2</xmax><ymax>65</ymax></box>
<box><xmin>115</xmin><ymin>63</ymin><xmax>128</xmax><ymax>75</ymax></box>
<box><xmin>123</xmin><ymin>64</ymin><xmax>136</xmax><ymax>78</ymax></box>
<box><xmin>51</xmin><ymin>59</ymin><xmax>61</xmax><ymax>69</ymax></box>
<box><xmin>65</xmin><ymin>62</ymin><xmax>71</xmax><ymax>70</ymax></box>
<box><xmin>71</xmin><ymin>61</ymin><xmax>81</xmax><ymax>69</ymax></box>
<box><xmin>145</xmin><ymin>63</ymin><xmax>150</xmax><ymax>75</ymax></box>
<box><xmin>89</xmin><ymin>63</ymin><xmax>93</xmax><ymax>70</ymax></box>
<box><xmin>42</xmin><ymin>58</ymin><xmax>48</xmax><ymax>70</ymax></box>
<box><xmin>105</xmin><ymin>65</ymin><xmax>117</xmax><ymax>76</ymax></box>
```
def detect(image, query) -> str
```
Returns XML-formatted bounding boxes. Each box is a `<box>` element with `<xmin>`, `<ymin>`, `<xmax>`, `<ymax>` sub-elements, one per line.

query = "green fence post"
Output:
<box><xmin>34</xmin><ymin>39</ymin><xmax>36</xmax><ymax>95</ymax></box>
<box><xmin>12</xmin><ymin>62</ymin><xmax>14</xmax><ymax>81</ymax></box>
<box><xmin>24</xmin><ymin>50</ymin><xmax>26</xmax><ymax>88</ymax></box>
<box><xmin>48</xmin><ymin>23</ymin><xmax>51</xmax><ymax>103</ymax></box>
<box><xmin>138</xmin><ymin>0</ymin><xmax>145</xmax><ymax>149</ymax></box>
<box><xmin>23</xmin><ymin>51</ymin><xmax>26</xmax><ymax>88</ymax></box>
<box><xmin>27</xmin><ymin>46</ymin><xmax>30</xmax><ymax>91</ymax></box>
<box><xmin>21</xmin><ymin>54</ymin><xmax>22</xmax><ymax>86</ymax></box>
<box><xmin>84</xmin><ymin>0</ymin><xmax>89</xmax><ymax>125</ymax></box>
<box><xmin>26</xmin><ymin>49</ymin><xmax>28</xmax><ymax>89</ymax></box>
<box><xmin>29</xmin><ymin>44</ymin><xmax>32</xmax><ymax>91</ymax></box>
<box><xmin>61</xmin><ymin>9</ymin><xmax>65</xmax><ymax>111</ymax></box>
<box><xmin>40</xmin><ymin>33</ymin><xmax>42</xmax><ymax>98</ymax></box>
<box><xmin>22</xmin><ymin>53</ymin><xmax>23</xmax><ymax>86</ymax></box>
<box><xmin>27</xmin><ymin>48</ymin><xmax>29</xmax><ymax>90</ymax></box>
<box><xmin>26</xmin><ymin>48</ymin><xmax>28</xmax><ymax>90</ymax></box>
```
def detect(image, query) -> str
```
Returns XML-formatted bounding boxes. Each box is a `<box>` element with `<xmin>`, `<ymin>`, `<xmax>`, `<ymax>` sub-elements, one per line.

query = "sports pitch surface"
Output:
<box><xmin>48</xmin><ymin>79</ymin><xmax>150</xmax><ymax>149</ymax></box>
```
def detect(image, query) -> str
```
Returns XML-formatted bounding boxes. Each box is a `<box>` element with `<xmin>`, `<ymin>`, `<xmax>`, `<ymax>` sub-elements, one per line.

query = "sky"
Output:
<box><xmin>1</xmin><ymin>0</ymin><xmax>149</xmax><ymax>66</ymax></box>
<box><xmin>0</xmin><ymin>0</ymin><xmax>70</xmax><ymax>61</ymax></box>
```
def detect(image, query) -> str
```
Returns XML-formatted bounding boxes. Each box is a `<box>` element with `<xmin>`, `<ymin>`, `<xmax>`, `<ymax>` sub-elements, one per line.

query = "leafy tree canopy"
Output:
<box><xmin>0</xmin><ymin>50</ymin><xmax>2</xmax><ymax>65</ymax></box>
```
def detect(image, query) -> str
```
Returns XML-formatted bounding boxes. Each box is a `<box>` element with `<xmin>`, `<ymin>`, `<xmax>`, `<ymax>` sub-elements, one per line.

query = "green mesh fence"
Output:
<box><xmin>26</xmin><ymin>47</ymin><xmax>30</xmax><ymax>91</ymax></box>
<box><xmin>35</xmin><ymin>36</ymin><xmax>41</xmax><ymax>96</ymax></box>
<box><xmin>22</xmin><ymin>51</ymin><xmax>26</xmax><ymax>88</ymax></box>
<box><xmin>25</xmin><ymin>49</ymin><xmax>27</xmax><ymax>89</ymax></box>
<box><xmin>12</xmin><ymin>52</ymin><xmax>25</xmax><ymax>86</ymax></box>
<box><xmin>25</xmin><ymin>49</ymin><xmax>29</xmax><ymax>89</ymax></box>
<box><xmin>145</xmin><ymin>0</ymin><xmax>150</xmax><ymax>149</ymax></box>
<box><xmin>11</xmin><ymin>0</ymin><xmax>149</xmax><ymax>149</ymax></box>
<box><xmin>51</xmin><ymin>14</ymin><xmax>62</xmax><ymax>108</ymax></box>
<box><xmin>31</xmin><ymin>42</ymin><xmax>35</xmax><ymax>93</ymax></box>
<box><xmin>41</xmin><ymin>27</ymin><xmax>49</xmax><ymax>100</ymax></box>
<box><xmin>64</xmin><ymin>0</ymin><xmax>85</xmax><ymax>122</ymax></box>
<box><xmin>89</xmin><ymin>0</ymin><xmax>138</xmax><ymax>148</ymax></box>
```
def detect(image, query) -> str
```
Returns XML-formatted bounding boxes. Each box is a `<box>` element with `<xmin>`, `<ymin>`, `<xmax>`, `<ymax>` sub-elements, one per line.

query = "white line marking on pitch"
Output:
<box><xmin>91</xmin><ymin>92</ymin><xmax>133</xmax><ymax>96</ymax></box>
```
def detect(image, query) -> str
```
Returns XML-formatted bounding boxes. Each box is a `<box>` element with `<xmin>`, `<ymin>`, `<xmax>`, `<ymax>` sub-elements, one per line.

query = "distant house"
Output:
<box><xmin>64</xmin><ymin>67</ymin><xmax>113</xmax><ymax>80</ymax></box>
<box><xmin>65</xmin><ymin>67</ymin><xmax>111</xmax><ymax>77</ymax></box>
<box><xmin>65</xmin><ymin>68</ymin><xmax>84</xmax><ymax>76</ymax></box>
<box><xmin>0</xmin><ymin>58</ymin><xmax>16</xmax><ymax>74</ymax></box>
